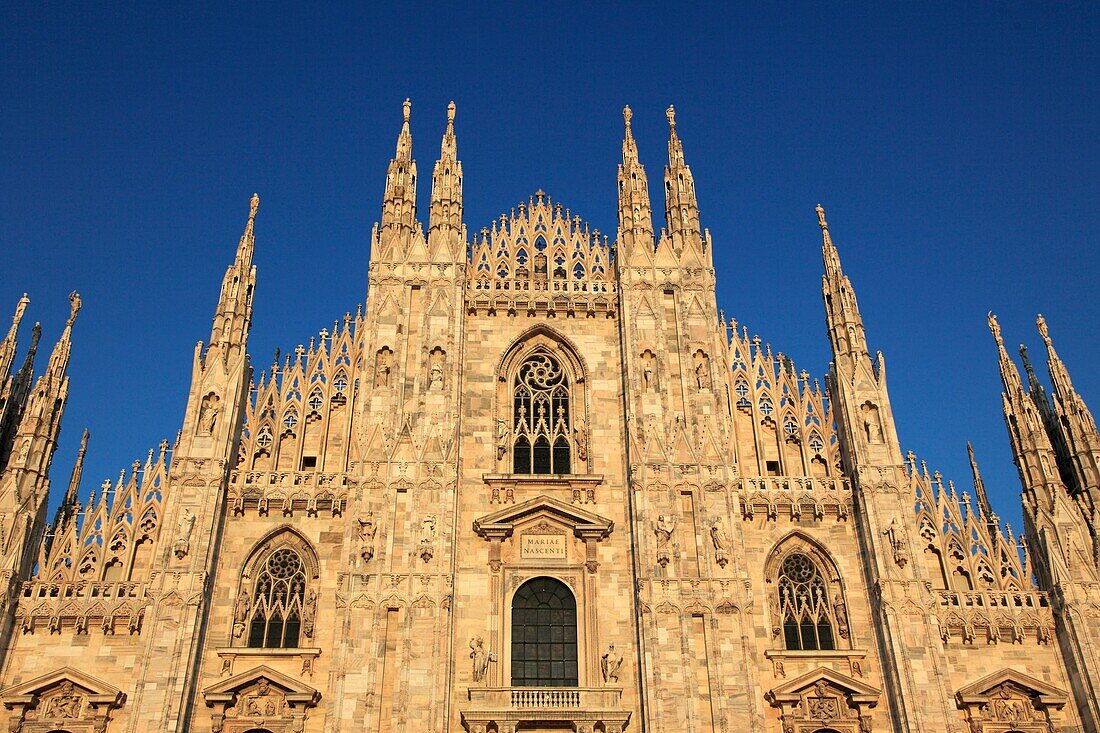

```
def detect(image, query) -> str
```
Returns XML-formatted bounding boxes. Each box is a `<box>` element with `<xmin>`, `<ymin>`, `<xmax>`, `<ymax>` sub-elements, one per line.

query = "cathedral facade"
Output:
<box><xmin>0</xmin><ymin>101</ymin><xmax>1097</xmax><ymax>733</ymax></box>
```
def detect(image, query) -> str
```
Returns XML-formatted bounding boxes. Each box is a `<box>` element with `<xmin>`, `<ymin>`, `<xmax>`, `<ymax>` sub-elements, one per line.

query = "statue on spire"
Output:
<box><xmin>66</xmin><ymin>292</ymin><xmax>81</xmax><ymax>327</ymax></box>
<box><xmin>666</xmin><ymin>105</ymin><xmax>676</xmax><ymax>128</ymax></box>
<box><xmin>403</xmin><ymin>97</ymin><xmax>411</xmax><ymax>122</ymax></box>
<box><xmin>816</xmin><ymin>203</ymin><xmax>828</xmax><ymax>229</ymax></box>
<box><xmin>249</xmin><ymin>192</ymin><xmax>259</xmax><ymax>220</ymax></box>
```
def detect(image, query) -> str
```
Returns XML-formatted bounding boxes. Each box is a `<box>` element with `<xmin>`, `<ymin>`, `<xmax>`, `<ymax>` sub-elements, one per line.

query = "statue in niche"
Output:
<box><xmin>232</xmin><ymin>588</ymin><xmax>251</xmax><ymax>637</ymax></box>
<box><xmin>693</xmin><ymin>350</ymin><xmax>711</xmax><ymax>390</ymax></box>
<box><xmin>419</xmin><ymin>514</ymin><xmax>437</xmax><ymax>562</ymax></box>
<box><xmin>655</xmin><ymin>514</ymin><xmax>675</xmax><ymax>567</ymax></box>
<box><xmin>601</xmin><ymin>644</ymin><xmax>624</xmax><ymax>683</ymax></box>
<box><xmin>302</xmin><ymin>588</ymin><xmax>317</xmax><ymax>638</ymax></box>
<box><xmin>640</xmin><ymin>350</ymin><xmax>656</xmax><ymax>391</ymax></box>
<box><xmin>44</xmin><ymin>681</ymin><xmax>83</xmax><ymax>718</ymax></box>
<box><xmin>834</xmin><ymin>593</ymin><xmax>850</xmax><ymax>638</ymax></box>
<box><xmin>198</xmin><ymin>393</ymin><xmax>220</xmax><ymax>435</ymax></box>
<box><xmin>495</xmin><ymin>419</ymin><xmax>510</xmax><ymax>461</ymax></box>
<box><xmin>709</xmin><ymin>520</ymin><xmax>728</xmax><ymax>553</ymax></box>
<box><xmin>174</xmin><ymin>507</ymin><xmax>196</xmax><ymax>559</ymax></box>
<box><xmin>358</xmin><ymin>513</ymin><xmax>377</xmax><ymax>562</ymax></box>
<box><xmin>470</xmin><ymin>636</ymin><xmax>496</xmax><ymax>682</ymax></box>
<box><xmin>862</xmin><ymin>402</ymin><xmax>883</xmax><ymax>444</ymax></box>
<box><xmin>574</xmin><ymin>417</ymin><xmax>588</xmax><ymax>462</ymax></box>
<box><xmin>883</xmin><ymin>517</ymin><xmax>909</xmax><ymax>567</ymax></box>
<box><xmin>374</xmin><ymin>347</ymin><xmax>392</xmax><ymax>387</ymax></box>
<box><xmin>428</xmin><ymin>347</ymin><xmax>446</xmax><ymax>391</ymax></box>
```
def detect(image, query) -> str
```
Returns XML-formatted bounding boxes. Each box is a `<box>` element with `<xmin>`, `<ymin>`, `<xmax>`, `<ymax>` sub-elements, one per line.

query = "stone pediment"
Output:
<box><xmin>473</xmin><ymin>494</ymin><xmax>613</xmax><ymax>541</ymax></box>
<box><xmin>0</xmin><ymin>667</ymin><xmax>124</xmax><ymax>733</ymax></box>
<box><xmin>203</xmin><ymin>666</ymin><xmax>320</xmax><ymax>733</ymax></box>
<box><xmin>766</xmin><ymin>666</ymin><xmax>880</xmax><ymax>705</ymax></box>
<box><xmin>956</xmin><ymin>668</ymin><xmax>1068</xmax><ymax>708</ymax></box>
<box><xmin>202</xmin><ymin>664</ymin><xmax>319</xmax><ymax>705</ymax></box>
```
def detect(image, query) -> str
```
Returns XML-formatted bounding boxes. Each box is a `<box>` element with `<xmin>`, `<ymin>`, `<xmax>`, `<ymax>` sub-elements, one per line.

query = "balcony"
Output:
<box><xmin>462</xmin><ymin>687</ymin><xmax>629</xmax><ymax>732</ymax></box>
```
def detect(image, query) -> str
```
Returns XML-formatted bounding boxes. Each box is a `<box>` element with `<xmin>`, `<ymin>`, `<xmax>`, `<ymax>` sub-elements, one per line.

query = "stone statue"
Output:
<box><xmin>375</xmin><ymin>348</ymin><xmax>392</xmax><ymax>387</ymax></box>
<box><xmin>496</xmin><ymin>419</ymin><xmax>510</xmax><ymax>461</ymax></box>
<box><xmin>574</xmin><ymin>418</ymin><xmax>588</xmax><ymax>462</ymax></box>
<box><xmin>302</xmin><ymin>588</ymin><xmax>317</xmax><ymax>638</ymax></box>
<box><xmin>198</xmin><ymin>393</ymin><xmax>220</xmax><ymax>435</ymax></box>
<box><xmin>232</xmin><ymin>588</ymin><xmax>251</xmax><ymax>637</ymax></box>
<box><xmin>641</xmin><ymin>350</ymin><xmax>656</xmax><ymax>391</ymax></box>
<box><xmin>419</xmin><ymin>514</ymin><xmax>437</xmax><ymax>562</ymax></box>
<box><xmin>655</xmin><ymin>515</ymin><xmax>675</xmax><ymax>549</ymax></box>
<box><xmin>695</xmin><ymin>361</ymin><xmax>710</xmax><ymax>390</ymax></box>
<box><xmin>601</xmin><ymin>644</ymin><xmax>624</xmax><ymax>683</ymax></box>
<box><xmin>358</xmin><ymin>513</ymin><xmax>377</xmax><ymax>562</ymax></box>
<box><xmin>862</xmin><ymin>402</ymin><xmax>883</xmax><ymax>444</ymax></box>
<box><xmin>428</xmin><ymin>347</ymin><xmax>446</xmax><ymax>391</ymax></box>
<box><xmin>174</xmin><ymin>507</ymin><xmax>196</xmax><ymax>559</ymax></box>
<box><xmin>470</xmin><ymin>636</ymin><xmax>496</xmax><ymax>682</ymax></box>
<box><xmin>709</xmin><ymin>520</ymin><xmax>728</xmax><ymax>552</ymax></box>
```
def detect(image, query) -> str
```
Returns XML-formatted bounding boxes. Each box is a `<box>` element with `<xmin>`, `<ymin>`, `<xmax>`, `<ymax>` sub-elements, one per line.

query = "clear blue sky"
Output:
<box><xmin>2</xmin><ymin>4</ymin><xmax>1097</xmax><ymax>532</ymax></box>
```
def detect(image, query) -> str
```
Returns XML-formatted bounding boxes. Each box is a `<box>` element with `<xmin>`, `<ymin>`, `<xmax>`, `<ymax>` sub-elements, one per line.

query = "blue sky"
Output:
<box><xmin>2</xmin><ymin>3</ymin><xmax>1097</xmax><ymax>532</ymax></box>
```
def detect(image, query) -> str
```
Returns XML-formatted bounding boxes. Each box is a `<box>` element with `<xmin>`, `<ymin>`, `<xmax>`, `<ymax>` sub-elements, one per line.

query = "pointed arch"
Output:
<box><xmin>495</xmin><ymin>327</ymin><xmax>590</xmax><ymax>476</ymax></box>
<box><xmin>234</xmin><ymin>526</ymin><xmax>320</xmax><ymax>650</ymax></box>
<box><xmin>765</xmin><ymin>532</ymin><xmax>850</xmax><ymax>651</ymax></box>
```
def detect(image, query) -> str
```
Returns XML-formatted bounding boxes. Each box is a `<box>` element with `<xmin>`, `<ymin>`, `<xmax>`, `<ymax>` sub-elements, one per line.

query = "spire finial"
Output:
<box><xmin>66</xmin><ymin>291</ymin><xmax>82</xmax><ymax>328</ymax></box>
<box><xmin>987</xmin><ymin>312</ymin><xmax>1004</xmax><ymax>347</ymax></box>
<box><xmin>816</xmin><ymin>203</ymin><xmax>828</xmax><ymax>230</ymax></box>
<box><xmin>403</xmin><ymin>98</ymin><xmax>411</xmax><ymax>123</ymax></box>
<box><xmin>1036</xmin><ymin>313</ymin><xmax>1052</xmax><ymax>347</ymax></box>
<box><xmin>447</xmin><ymin>100</ymin><xmax>456</xmax><ymax>123</ymax></box>
<box><xmin>249</xmin><ymin>192</ymin><xmax>259</xmax><ymax>220</ymax></box>
<box><xmin>623</xmin><ymin>105</ymin><xmax>633</xmax><ymax>127</ymax></box>
<box><xmin>666</xmin><ymin>105</ymin><xmax>676</xmax><ymax>129</ymax></box>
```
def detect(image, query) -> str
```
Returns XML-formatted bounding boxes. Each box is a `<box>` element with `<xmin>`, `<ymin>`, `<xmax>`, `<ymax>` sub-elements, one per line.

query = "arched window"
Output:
<box><xmin>513</xmin><ymin>353</ymin><xmax>572</xmax><ymax>474</ymax></box>
<box><xmin>777</xmin><ymin>553</ymin><xmax>836</xmax><ymax>651</ymax></box>
<box><xmin>511</xmin><ymin>578</ymin><xmax>578</xmax><ymax>687</ymax></box>
<box><xmin>247</xmin><ymin>547</ymin><xmax>307</xmax><ymax>648</ymax></box>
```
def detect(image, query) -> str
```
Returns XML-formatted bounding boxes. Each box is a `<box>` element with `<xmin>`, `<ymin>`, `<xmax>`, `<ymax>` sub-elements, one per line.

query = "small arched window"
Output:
<box><xmin>247</xmin><ymin>548</ymin><xmax>307</xmax><ymax>648</ymax></box>
<box><xmin>513</xmin><ymin>353</ymin><xmax>571</xmax><ymax>474</ymax></box>
<box><xmin>777</xmin><ymin>553</ymin><xmax>836</xmax><ymax>651</ymax></box>
<box><xmin>511</xmin><ymin>578</ymin><xmax>578</xmax><ymax>687</ymax></box>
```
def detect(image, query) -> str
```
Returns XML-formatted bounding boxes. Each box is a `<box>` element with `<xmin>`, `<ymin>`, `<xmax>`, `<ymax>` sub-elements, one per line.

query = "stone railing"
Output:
<box><xmin>466</xmin><ymin>278</ymin><xmax>618</xmax><ymax>318</ymax></box>
<box><xmin>937</xmin><ymin>589</ymin><xmax>1049</xmax><ymax>610</ymax></box>
<box><xmin>228</xmin><ymin>470</ymin><xmax>349</xmax><ymax>517</ymax></box>
<box><xmin>20</xmin><ymin>580</ymin><xmax>146</xmax><ymax>601</ymax></box>
<box><xmin>737</xmin><ymin>475</ymin><xmax>852</xmax><ymax>521</ymax></box>
<box><xmin>470</xmin><ymin>278</ymin><xmax>617</xmax><ymax>295</ymax></box>
<box><xmin>16</xmin><ymin>581</ymin><xmax>149</xmax><ymax>635</ymax></box>
<box><xmin>467</xmin><ymin>686</ymin><xmax>622</xmax><ymax>710</ymax></box>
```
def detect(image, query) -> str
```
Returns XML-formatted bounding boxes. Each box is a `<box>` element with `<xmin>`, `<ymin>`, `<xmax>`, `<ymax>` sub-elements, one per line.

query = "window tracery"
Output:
<box><xmin>512</xmin><ymin>353</ymin><xmax>572</xmax><ymax>474</ymax></box>
<box><xmin>777</xmin><ymin>553</ymin><xmax>837</xmax><ymax>651</ymax></box>
<box><xmin>235</xmin><ymin>531</ymin><xmax>319</xmax><ymax>650</ymax></box>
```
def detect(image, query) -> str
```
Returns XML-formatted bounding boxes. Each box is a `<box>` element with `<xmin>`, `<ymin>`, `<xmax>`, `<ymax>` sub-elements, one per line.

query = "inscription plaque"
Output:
<box><xmin>521</xmin><ymin>534</ymin><xmax>567</xmax><ymax>559</ymax></box>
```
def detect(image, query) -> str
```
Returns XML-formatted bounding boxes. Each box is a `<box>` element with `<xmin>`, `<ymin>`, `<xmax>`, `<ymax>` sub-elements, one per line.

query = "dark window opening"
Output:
<box><xmin>511</xmin><ymin>577</ymin><xmax>578</xmax><ymax>687</ymax></box>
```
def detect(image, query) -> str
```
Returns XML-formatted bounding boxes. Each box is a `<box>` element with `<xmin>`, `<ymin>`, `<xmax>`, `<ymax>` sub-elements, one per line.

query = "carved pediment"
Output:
<box><xmin>473</xmin><ymin>494</ymin><xmax>613</xmax><ymax>541</ymax></box>
<box><xmin>0</xmin><ymin>667</ymin><xmax>124</xmax><ymax>732</ymax></box>
<box><xmin>765</xmin><ymin>667</ymin><xmax>879</xmax><ymax>733</ymax></box>
<box><xmin>955</xmin><ymin>668</ymin><xmax>1067</xmax><ymax>732</ymax></box>
<box><xmin>203</xmin><ymin>666</ymin><xmax>319</xmax><ymax>733</ymax></box>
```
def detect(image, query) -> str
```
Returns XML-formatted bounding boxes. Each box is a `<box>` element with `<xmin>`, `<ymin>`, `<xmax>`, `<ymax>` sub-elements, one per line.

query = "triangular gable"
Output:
<box><xmin>473</xmin><ymin>494</ymin><xmax>613</xmax><ymax>540</ymax></box>
<box><xmin>956</xmin><ymin>668</ymin><xmax>1068</xmax><ymax>708</ymax></box>
<box><xmin>767</xmin><ymin>666</ymin><xmax>881</xmax><ymax>706</ymax></box>
<box><xmin>203</xmin><ymin>664</ymin><xmax>319</xmax><ymax>707</ymax></box>
<box><xmin>0</xmin><ymin>666</ymin><xmax>124</xmax><ymax>708</ymax></box>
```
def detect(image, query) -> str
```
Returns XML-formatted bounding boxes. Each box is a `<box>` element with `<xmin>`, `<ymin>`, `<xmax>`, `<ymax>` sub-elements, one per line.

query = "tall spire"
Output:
<box><xmin>379</xmin><ymin>98</ymin><xmax>419</xmax><ymax>241</ymax></box>
<box><xmin>0</xmin><ymin>293</ymin><xmax>29</xmax><ymax>383</ymax></box>
<box><xmin>617</xmin><ymin>105</ymin><xmax>654</xmax><ymax>260</ymax></box>
<box><xmin>43</xmin><ymin>292</ymin><xmax>81</xmax><ymax>384</ymax></box>
<box><xmin>818</xmin><ymin>205</ymin><xmax>869</xmax><ymax>364</ymax></box>
<box><xmin>662</xmin><ymin>105</ymin><xmax>701</xmax><ymax>244</ymax></box>
<box><xmin>1038</xmin><ymin>314</ymin><xmax>1098</xmax><ymax>435</ymax></box>
<box><xmin>988</xmin><ymin>313</ymin><xmax>1024</xmax><ymax>396</ymax></box>
<box><xmin>51</xmin><ymin>427</ymin><xmax>88</xmax><ymax>533</ymax></box>
<box><xmin>967</xmin><ymin>441</ymin><xmax>995</xmax><ymax>520</ymax></box>
<box><xmin>209</xmin><ymin>195</ymin><xmax>258</xmax><ymax>360</ymax></box>
<box><xmin>428</xmin><ymin>101</ymin><xmax>464</xmax><ymax>261</ymax></box>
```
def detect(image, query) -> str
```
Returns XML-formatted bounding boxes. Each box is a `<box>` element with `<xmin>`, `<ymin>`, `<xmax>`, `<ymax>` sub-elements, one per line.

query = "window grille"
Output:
<box><xmin>511</xmin><ymin>578</ymin><xmax>578</xmax><ymax>687</ymax></box>
<box><xmin>513</xmin><ymin>353</ymin><xmax>572</xmax><ymax>474</ymax></box>
<box><xmin>777</xmin><ymin>553</ymin><xmax>836</xmax><ymax>651</ymax></box>
<box><xmin>247</xmin><ymin>548</ymin><xmax>306</xmax><ymax>649</ymax></box>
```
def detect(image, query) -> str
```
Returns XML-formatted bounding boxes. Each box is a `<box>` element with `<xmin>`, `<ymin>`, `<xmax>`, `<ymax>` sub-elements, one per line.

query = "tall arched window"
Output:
<box><xmin>511</xmin><ymin>578</ymin><xmax>578</xmax><ymax>687</ymax></box>
<box><xmin>777</xmin><ymin>553</ymin><xmax>836</xmax><ymax>651</ymax></box>
<box><xmin>513</xmin><ymin>353</ymin><xmax>572</xmax><ymax>474</ymax></box>
<box><xmin>247</xmin><ymin>548</ymin><xmax>307</xmax><ymax>648</ymax></box>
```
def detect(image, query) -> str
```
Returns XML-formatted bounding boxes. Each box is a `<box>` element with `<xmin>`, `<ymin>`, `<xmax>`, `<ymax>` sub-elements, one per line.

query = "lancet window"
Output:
<box><xmin>237</xmin><ymin>535</ymin><xmax>319</xmax><ymax>650</ymax></box>
<box><xmin>777</xmin><ymin>553</ymin><xmax>837</xmax><ymax>651</ymax></box>
<box><xmin>512</xmin><ymin>353</ymin><xmax>572</xmax><ymax>474</ymax></box>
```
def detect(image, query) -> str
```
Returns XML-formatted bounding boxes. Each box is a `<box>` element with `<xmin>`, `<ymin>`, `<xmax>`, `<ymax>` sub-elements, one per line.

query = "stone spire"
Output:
<box><xmin>379</xmin><ymin>98</ymin><xmax>419</xmax><ymax>241</ymax></box>
<box><xmin>818</xmin><ymin>204</ymin><xmax>869</xmax><ymax>366</ymax></box>
<box><xmin>208</xmin><ymin>194</ymin><xmax>258</xmax><ymax>363</ymax></box>
<box><xmin>617</xmin><ymin>105</ymin><xmax>654</xmax><ymax>262</ymax></box>
<box><xmin>428</xmin><ymin>101</ymin><xmax>465</xmax><ymax>262</ymax></box>
<box><xmin>967</xmin><ymin>441</ymin><xmax>995</xmax><ymax>521</ymax></box>
<box><xmin>51</xmin><ymin>427</ymin><xmax>88</xmax><ymax>535</ymax></box>
<box><xmin>0</xmin><ymin>294</ymin><xmax>29</xmax><ymax>385</ymax></box>
<box><xmin>662</xmin><ymin>105</ymin><xmax>701</xmax><ymax>244</ymax></box>
<box><xmin>1038</xmin><ymin>314</ymin><xmax>1099</xmax><ymax>437</ymax></box>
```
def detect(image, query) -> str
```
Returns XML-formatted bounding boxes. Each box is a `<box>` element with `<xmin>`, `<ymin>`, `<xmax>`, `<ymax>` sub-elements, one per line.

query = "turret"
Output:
<box><xmin>617</xmin><ymin>105</ymin><xmax>654</xmax><ymax>264</ymax></box>
<box><xmin>427</xmin><ymin>101</ymin><xmax>465</xmax><ymax>263</ymax></box>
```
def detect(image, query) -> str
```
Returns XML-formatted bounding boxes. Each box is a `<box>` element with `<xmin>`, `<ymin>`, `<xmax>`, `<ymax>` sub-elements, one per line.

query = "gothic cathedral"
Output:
<box><xmin>0</xmin><ymin>101</ymin><xmax>1098</xmax><ymax>733</ymax></box>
